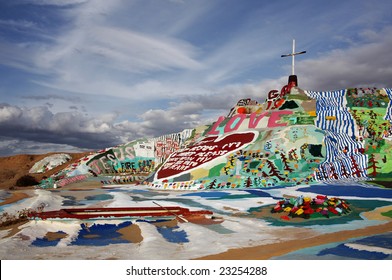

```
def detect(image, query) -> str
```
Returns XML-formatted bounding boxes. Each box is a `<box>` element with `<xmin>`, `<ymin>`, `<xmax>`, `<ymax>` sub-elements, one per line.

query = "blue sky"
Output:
<box><xmin>1</xmin><ymin>0</ymin><xmax>392</xmax><ymax>156</ymax></box>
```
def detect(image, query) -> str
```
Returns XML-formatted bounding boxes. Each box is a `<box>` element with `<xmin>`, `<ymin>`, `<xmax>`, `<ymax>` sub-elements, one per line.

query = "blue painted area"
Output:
<box><xmin>243</xmin><ymin>189</ymin><xmax>272</xmax><ymax>197</ymax></box>
<box><xmin>298</xmin><ymin>184</ymin><xmax>392</xmax><ymax>198</ymax></box>
<box><xmin>156</xmin><ymin>226</ymin><xmax>189</xmax><ymax>243</ymax></box>
<box><xmin>182</xmin><ymin>190</ymin><xmax>272</xmax><ymax>200</ymax></box>
<box><xmin>354</xmin><ymin>232</ymin><xmax>392</xmax><ymax>249</ymax></box>
<box><xmin>84</xmin><ymin>194</ymin><xmax>113</xmax><ymax>201</ymax></box>
<box><xmin>70</xmin><ymin>222</ymin><xmax>132</xmax><ymax>246</ymax></box>
<box><xmin>138</xmin><ymin>219</ymin><xmax>189</xmax><ymax>243</ymax></box>
<box><xmin>61</xmin><ymin>195</ymin><xmax>85</xmax><ymax>206</ymax></box>
<box><xmin>181</xmin><ymin>191</ymin><xmax>231</xmax><ymax>198</ymax></box>
<box><xmin>276</xmin><ymin>233</ymin><xmax>392</xmax><ymax>260</ymax></box>
<box><xmin>317</xmin><ymin>243</ymin><xmax>390</xmax><ymax>260</ymax></box>
<box><xmin>31</xmin><ymin>231</ymin><xmax>67</xmax><ymax>247</ymax></box>
<box><xmin>132</xmin><ymin>189</ymin><xmax>150</xmax><ymax>193</ymax></box>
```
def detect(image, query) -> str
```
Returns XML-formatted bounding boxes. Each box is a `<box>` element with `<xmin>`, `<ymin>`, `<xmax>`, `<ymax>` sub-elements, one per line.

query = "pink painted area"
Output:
<box><xmin>207</xmin><ymin>116</ymin><xmax>226</xmax><ymax>135</ymax></box>
<box><xmin>207</xmin><ymin>110</ymin><xmax>294</xmax><ymax>135</ymax></box>
<box><xmin>57</xmin><ymin>175</ymin><xmax>88</xmax><ymax>187</ymax></box>
<box><xmin>224</xmin><ymin>114</ymin><xmax>247</xmax><ymax>133</ymax></box>
<box><xmin>268</xmin><ymin>110</ymin><xmax>293</xmax><ymax>127</ymax></box>
<box><xmin>156</xmin><ymin>132</ymin><xmax>257</xmax><ymax>179</ymax></box>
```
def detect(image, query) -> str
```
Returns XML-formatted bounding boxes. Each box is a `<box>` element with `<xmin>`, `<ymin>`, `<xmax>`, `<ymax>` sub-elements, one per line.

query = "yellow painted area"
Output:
<box><xmin>325</xmin><ymin>116</ymin><xmax>336</xmax><ymax>121</ymax></box>
<box><xmin>254</xmin><ymin>107</ymin><xmax>264</xmax><ymax>114</ymax></box>
<box><xmin>308</xmin><ymin>110</ymin><xmax>316</xmax><ymax>117</ymax></box>
<box><xmin>190</xmin><ymin>168</ymin><xmax>209</xmax><ymax>179</ymax></box>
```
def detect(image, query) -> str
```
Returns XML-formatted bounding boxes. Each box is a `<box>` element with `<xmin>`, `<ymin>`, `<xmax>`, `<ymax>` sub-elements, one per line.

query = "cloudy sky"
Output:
<box><xmin>1</xmin><ymin>0</ymin><xmax>392</xmax><ymax>156</ymax></box>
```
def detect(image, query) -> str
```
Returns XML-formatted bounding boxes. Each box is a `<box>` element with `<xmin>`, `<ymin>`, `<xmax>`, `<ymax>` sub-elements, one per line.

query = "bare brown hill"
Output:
<box><xmin>0</xmin><ymin>152</ymin><xmax>91</xmax><ymax>190</ymax></box>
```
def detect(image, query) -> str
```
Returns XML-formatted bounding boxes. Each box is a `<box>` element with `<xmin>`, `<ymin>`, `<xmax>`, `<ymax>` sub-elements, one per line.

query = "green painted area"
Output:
<box><xmin>381</xmin><ymin>210</ymin><xmax>392</xmax><ymax>218</ymax></box>
<box><xmin>209</xmin><ymin>163</ymin><xmax>225</xmax><ymax>177</ymax></box>
<box><xmin>287</xmin><ymin>94</ymin><xmax>310</xmax><ymax>101</ymax></box>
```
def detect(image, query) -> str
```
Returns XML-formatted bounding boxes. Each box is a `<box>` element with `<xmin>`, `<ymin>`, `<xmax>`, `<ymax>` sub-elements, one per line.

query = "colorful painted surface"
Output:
<box><xmin>151</xmin><ymin>86</ymin><xmax>325</xmax><ymax>189</ymax></box>
<box><xmin>1</xmin><ymin>183</ymin><xmax>391</xmax><ymax>260</ymax></box>
<box><xmin>37</xmin><ymin>85</ymin><xmax>392</xmax><ymax>191</ymax></box>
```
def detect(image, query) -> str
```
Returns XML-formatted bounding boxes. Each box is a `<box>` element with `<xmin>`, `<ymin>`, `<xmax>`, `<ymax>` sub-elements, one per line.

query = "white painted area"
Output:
<box><xmin>345</xmin><ymin>243</ymin><xmax>392</xmax><ymax>254</ymax></box>
<box><xmin>29</xmin><ymin>154</ymin><xmax>72</xmax><ymax>173</ymax></box>
<box><xmin>134</xmin><ymin>141</ymin><xmax>155</xmax><ymax>158</ymax></box>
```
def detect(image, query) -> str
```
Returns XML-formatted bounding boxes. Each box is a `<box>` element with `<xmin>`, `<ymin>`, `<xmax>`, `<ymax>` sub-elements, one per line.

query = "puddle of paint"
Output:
<box><xmin>84</xmin><ymin>194</ymin><xmax>113</xmax><ymax>201</ymax></box>
<box><xmin>317</xmin><ymin>243</ymin><xmax>390</xmax><ymax>260</ymax></box>
<box><xmin>156</xmin><ymin>226</ymin><xmax>189</xmax><ymax>243</ymax></box>
<box><xmin>69</xmin><ymin>222</ymin><xmax>133</xmax><ymax>246</ymax></box>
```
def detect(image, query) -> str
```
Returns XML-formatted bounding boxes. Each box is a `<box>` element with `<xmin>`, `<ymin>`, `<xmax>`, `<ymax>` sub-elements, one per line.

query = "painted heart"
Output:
<box><xmin>156</xmin><ymin>131</ymin><xmax>258</xmax><ymax>179</ymax></box>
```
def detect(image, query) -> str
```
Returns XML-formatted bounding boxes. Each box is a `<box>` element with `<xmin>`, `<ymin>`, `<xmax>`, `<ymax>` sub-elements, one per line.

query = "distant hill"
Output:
<box><xmin>0</xmin><ymin>152</ymin><xmax>90</xmax><ymax>190</ymax></box>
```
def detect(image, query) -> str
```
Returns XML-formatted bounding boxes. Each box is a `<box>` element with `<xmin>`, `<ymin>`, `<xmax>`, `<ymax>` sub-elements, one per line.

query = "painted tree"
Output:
<box><xmin>340</xmin><ymin>161</ymin><xmax>350</xmax><ymax>178</ymax></box>
<box><xmin>244</xmin><ymin>177</ymin><xmax>253</xmax><ymax>188</ymax></box>
<box><xmin>288</xmin><ymin>148</ymin><xmax>299</xmax><ymax>162</ymax></box>
<box><xmin>280</xmin><ymin>152</ymin><xmax>294</xmax><ymax>172</ymax></box>
<box><xmin>300</xmin><ymin>143</ymin><xmax>308</xmax><ymax>160</ymax></box>
<box><xmin>350</xmin><ymin>156</ymin><xmax>362</xmax><ymax>177</ymax></box>
<box><xmin>266</xmin><ymin>160</ymin><xmax>285</xmax><ymax>181</ymax></box>
<box><xmin>319</xmin><ymin>165</ymin><xmax>329</xmax><ymax>180</ymax></box>
<box><xmin>229</xmin><ymin>155</ymin><xmax>236</xmax><ymax>166</ymax></box>
<box><xmin>208</xmin><ymin>179</ymin><xmax>217</xmax><ymax>189</ymax></box>
<box><xmin>261</xmin><ymin>171</ymin><xmax>269</xmax><ymax>177</ymax></box>
<box><xmin>367</xmin><ymin>154</ymin><xmax>380</xmax><ymax>177</ymax></box>
<box><xmin>329</xmin><ymin>164</ymin><xmax>339</xmax><ymax>180</ymax></box>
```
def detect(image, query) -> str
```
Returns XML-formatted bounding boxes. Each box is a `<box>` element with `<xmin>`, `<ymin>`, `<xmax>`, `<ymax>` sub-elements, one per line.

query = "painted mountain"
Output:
<box><xmin>50</xmin><ymin>83</ymin><xmax>392</xmax><ymax>190</ymax></box>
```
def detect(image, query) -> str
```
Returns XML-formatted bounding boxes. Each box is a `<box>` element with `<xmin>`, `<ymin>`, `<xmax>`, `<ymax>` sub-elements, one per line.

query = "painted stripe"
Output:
<box><xmin>384</xmin><ymin>88</ymin><xmax>392</xmax><ymax>122</ymax></box>
<box><xmin>306</xmin><ymin>89</ymin><xmax>368</xmax><ymax>181</ymax></box>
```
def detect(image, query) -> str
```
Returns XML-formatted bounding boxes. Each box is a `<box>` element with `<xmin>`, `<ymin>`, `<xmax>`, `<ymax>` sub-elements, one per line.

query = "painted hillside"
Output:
<box><xmin>45</xmin><ymin>82</ymin><xmax>392</xmax><ymax>190</ymax></box>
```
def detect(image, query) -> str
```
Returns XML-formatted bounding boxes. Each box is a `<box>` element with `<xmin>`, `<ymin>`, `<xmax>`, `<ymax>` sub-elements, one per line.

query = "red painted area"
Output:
<box><xmin>237</xmin><ymin>107</ymin><xmax>247</xmax><ymax>114</ymax></box>
<box><xmin>156</xmin><ymin>132</ymin><xmax>257</xmax><ymax>179</ymax></box>
<box><xmin>28</xmin><ymin>206</ymin><xmax>214</xmax><ymax>220</ymax></box>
